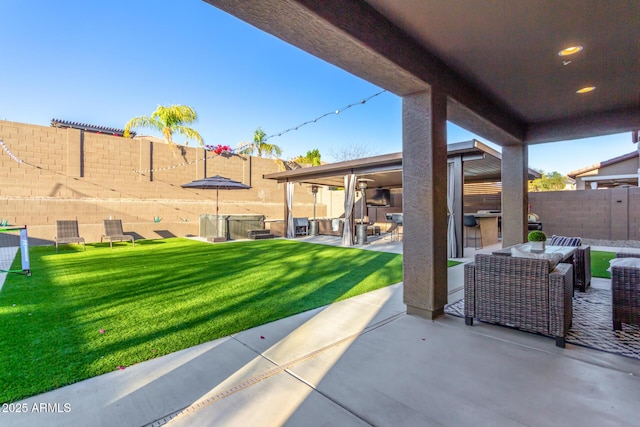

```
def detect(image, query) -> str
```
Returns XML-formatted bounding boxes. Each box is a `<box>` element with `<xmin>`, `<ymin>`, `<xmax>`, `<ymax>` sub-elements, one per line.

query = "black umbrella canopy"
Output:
<box><xmin>181</xmin><ymin>175</ymin><xmax>251</xmax><ymax>216</ymax></box>
<box><xmin>181</xmin><ymin>175</ymin><xmax>251</xmax><ymax>190</ymax></box>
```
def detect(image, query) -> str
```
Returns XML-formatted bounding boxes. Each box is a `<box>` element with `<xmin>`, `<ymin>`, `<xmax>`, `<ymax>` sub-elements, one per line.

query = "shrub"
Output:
<box><xmin>528</xmin><ymin>230</ymin><xmax>547</xmax><ymax>242</ymax></box>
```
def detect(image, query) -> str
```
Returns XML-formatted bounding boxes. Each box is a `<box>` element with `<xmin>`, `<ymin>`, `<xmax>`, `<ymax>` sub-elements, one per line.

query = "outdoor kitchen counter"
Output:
<box><xmin>473</xmin><ymin>212</ymin><xmax>500</xmax><ymax>246</ymax></box>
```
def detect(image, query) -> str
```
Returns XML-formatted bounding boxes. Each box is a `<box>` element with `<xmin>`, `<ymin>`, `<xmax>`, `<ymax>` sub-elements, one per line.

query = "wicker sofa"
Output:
<box><xmin>464</xmin><ymin>254</ymin><xmax>574</xmax><ymax>347</ymax></box>
<box><xmin>611</xmin><ymin>252</ymin><xmax>640</xmax><ymax>331</ymax></box>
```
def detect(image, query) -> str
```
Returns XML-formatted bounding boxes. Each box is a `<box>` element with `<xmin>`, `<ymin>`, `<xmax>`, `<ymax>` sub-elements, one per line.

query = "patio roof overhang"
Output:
<box><xmin>205</xmin><ymin>0</ymin><xmax>640</xmax><ymax>146</ymax></box>
<box><xmin>264</xmin><ymin>140</ymin><xmax>541</xmax><ymax>187</ymax></box>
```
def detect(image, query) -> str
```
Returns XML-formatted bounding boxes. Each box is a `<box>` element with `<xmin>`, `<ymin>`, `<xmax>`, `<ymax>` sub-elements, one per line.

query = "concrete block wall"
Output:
<box><xmin>1</xmin><ymin>120</ymin><xmax>327</xmax><ymax>244</ymax></box>
<box><xmin>529</xmin><ymin>187</ymin><xmax>640</xmax><ymax>241</ymax></box>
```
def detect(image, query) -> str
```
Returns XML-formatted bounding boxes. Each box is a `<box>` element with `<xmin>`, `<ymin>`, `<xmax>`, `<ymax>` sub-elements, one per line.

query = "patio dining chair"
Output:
<box><xmin>101</xmin><ymin>219</ymin><xmax>135</xmax><ymax>248</ymax></box>
<box><xmin>55</xmin><ymin>220</ymin><xmax>86</xmax><ymax>252</ymax></box>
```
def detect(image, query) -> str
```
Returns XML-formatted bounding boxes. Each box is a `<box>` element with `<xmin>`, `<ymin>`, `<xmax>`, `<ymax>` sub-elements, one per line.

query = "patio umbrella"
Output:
<box><xmin>181</xmin><ymin>175</ymin><xmax>251</xmax><ymax>224</ymax></box>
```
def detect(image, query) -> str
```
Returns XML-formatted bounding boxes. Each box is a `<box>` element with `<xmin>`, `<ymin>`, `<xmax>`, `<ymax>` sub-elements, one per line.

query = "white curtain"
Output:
<box><xmin>286</xmin><ymin>182</ymin><xmax>295</xmax><ymax>238</ymax></box>
<box><xmin>342</xmin><ymin>174</ymin><xmax>356</xmax><ymax>246</ymax></box>
<box><xmin>447</xmin><ymin>162</ymin><xmax>457</xmax><ymax>258</ymax></box>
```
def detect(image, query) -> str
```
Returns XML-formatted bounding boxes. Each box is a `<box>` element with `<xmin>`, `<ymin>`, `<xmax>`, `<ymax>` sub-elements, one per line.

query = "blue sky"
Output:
<box><xmin>1</xmin><ymin>0</ymin><xmax>635</xmax><ymax>174</ymax></box>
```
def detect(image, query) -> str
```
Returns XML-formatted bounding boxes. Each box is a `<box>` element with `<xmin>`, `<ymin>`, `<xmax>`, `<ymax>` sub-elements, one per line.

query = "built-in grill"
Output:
<box><xmin>528</xmin><ymin>213</ymin><xmax>543</xmax><ymax>231</ymax></box>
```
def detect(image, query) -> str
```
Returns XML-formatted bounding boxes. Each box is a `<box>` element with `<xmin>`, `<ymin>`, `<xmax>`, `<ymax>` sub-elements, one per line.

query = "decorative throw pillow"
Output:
<box><xmin>607</xmin><ymin>257</ymin><xmax>640</xmax><ymax>272</ymax></box>
<box><xmin>549</xmin><ymin>235</ymin><xmax>582</xmax><ymax>247</ymax></box>
<box><xmin>511</xmin><ymin>247</ymin><xmax>563</xmax><ymax>270</ymax></box>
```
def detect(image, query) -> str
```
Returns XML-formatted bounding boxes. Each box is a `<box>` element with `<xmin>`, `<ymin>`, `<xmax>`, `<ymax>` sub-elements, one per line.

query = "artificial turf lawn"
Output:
<box><xmin>590</xmin><ymin>250</ymin><xmax>616</xmax><ymax>279</ymax></box>
<box><xmin>0</xmin><ymin>238</ymin><xmax>404</xmax><ymax>403</ymax></box>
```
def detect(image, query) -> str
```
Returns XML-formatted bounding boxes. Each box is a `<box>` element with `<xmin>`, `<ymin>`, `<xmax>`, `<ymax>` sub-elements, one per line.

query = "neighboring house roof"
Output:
<box><xmin>567</xmin><ymin>151</ymin><xmax>639</xmax><ymax>178</ymax></box>
<box><xmin>282</xmin><ymin>160</ymin><xmax>304</xmax><ymax>170</ymax></box>
<box><xmin>50</xmin><ymin>119</ymin><xmax>134</xmax><ymax>137</ymax></box>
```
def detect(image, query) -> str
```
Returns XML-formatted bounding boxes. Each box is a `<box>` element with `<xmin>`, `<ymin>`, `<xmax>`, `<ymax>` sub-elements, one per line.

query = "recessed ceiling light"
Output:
<box><xmin>576</xmin><ymin>86</ymin><xmax>596</xmax><ymax>94</ymax></box>
<box><xmin>558</xmin><ymin>45</ymin><xmax>583</xmax><ymax>56</ymax></box>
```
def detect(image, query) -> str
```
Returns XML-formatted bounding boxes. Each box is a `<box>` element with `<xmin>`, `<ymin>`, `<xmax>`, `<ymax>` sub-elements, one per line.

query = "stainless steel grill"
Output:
<box><xmin>528</xmin><ymin>213</ymin><xmax>542</xmax><ymax>231</ymax></box>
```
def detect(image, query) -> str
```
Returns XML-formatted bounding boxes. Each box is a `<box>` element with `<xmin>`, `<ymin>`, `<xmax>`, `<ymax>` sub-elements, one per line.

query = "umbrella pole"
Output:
<box><xmin>216</xmin><ymin>187</ymin><xmax>220</xmax><ymax>237</ymax></box>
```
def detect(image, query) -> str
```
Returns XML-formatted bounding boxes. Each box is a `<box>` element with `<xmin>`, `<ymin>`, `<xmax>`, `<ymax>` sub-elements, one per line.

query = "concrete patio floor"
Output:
<box><xmin>4</xmin><ymin>235</ymin><xmax>640</xmax><ymax>426</ymax></box>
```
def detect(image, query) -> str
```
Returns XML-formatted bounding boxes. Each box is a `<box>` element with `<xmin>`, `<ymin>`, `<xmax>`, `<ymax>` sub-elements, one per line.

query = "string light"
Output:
<box><xmin>264</xmin><ymin>89</ymin><xmax>387</xmax><ymax>141</ymax></box>
<box><xmin>0</xmin><ymin>137</ymin><xmax>207</xmax><ymax>216</ymax></box>
<box><xmin>0</xmin><ymin>138</ymin><xmax>23</xmax><ymax>163</ymax></box>
<box><xmin>134</xmin><ymin>89</ymin><xmax>387</xmax><ymax>174</ymax></box>
<box><xmin>133</xmin><ymin>154</ymin><xmax>211</xmax><ymax>174</ymax></box>
<box><xmin>1</xmin><ymin>89</ymin><xmax>388</xmax><ymax>175</ymax></box>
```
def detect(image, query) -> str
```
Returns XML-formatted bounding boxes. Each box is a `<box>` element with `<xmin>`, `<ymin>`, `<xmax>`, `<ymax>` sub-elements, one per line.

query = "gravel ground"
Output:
<box><xmin>582</xmin><ymin>239</ymin><xmax>640</xmax><ymax>248</ymax></box>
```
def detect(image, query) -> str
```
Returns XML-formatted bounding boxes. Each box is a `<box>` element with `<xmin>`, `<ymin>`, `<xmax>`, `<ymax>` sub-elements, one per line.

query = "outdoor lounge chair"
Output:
<box><xmin>55</xmin><ymin>220</ymin><xmax>86</xmax><ymax>252</ymax></box>
<box><xmin>611</xmin><ymin>252</ymin><xmax>640</xmax><ymax>331</ymax></box>
<box><xmin>101</xmin><ymin>219</ymin><xmax>135</xmax><ymax>248</ymax></box>
<box><xmin>549</xmin><ymin>235</ymin><xmax>591</xmax><ymax>292</ymax></box>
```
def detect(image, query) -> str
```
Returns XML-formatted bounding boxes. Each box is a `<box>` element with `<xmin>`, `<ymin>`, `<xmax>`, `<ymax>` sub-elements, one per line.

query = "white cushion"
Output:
<box><xmin>511</xmin><ymin>247</ymin><xmax>563</xmax><ymax>270</ymax></box>
<box><xmin>607</xmin><ymin>257</ymin><xmax>640</xmax><ymax>272</ymax></box>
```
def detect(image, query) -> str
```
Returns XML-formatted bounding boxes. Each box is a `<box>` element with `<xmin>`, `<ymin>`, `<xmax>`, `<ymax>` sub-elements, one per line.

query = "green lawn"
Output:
<box><xmin>591</xmin><ymin>250</ymin><xmax>616</xmax><ymax>279</ymax></box>
<box><xmin>0</xmin><ymin>238</ymin><xmax>406</xmax><ymax>403</ymax></box>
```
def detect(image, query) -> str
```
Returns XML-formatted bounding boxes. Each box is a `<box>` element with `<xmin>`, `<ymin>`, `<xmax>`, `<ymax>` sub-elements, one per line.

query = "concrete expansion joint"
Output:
<box><xmin>143</xmin><ymin>311</ymin><xmax>405</xmax><ymax>426</ymax></box>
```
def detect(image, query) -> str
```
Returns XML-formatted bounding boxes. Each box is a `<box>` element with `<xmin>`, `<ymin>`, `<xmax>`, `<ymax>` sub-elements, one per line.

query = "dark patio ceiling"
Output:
<box><xmin>264</xmin><ymin>140</ymin><xmax>541</xmax><ymax>188</ymax></box>
<box><xmin>206</xmin><ymin>0</ymin><xmax>640</xmax><ymax>146</ymax></box>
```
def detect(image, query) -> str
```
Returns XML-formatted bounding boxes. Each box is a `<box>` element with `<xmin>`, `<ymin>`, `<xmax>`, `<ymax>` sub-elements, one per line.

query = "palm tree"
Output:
<box><xmin>123</xmin><ymin>105</ymin><xmax>203</xmax><ymax>148</ymax></box>
<box><xmin>237</xmin><ymin>127</ymin><xmax>283</xmax><ymax>158</ymax></box>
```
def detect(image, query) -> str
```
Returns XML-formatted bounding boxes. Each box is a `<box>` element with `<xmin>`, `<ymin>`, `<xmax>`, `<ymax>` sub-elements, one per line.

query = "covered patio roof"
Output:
<box><xmin>206</xmin><ymin>0</ymin><xmax>640</xmax><ymax>146</ymax></box>
<box><xmin>264</xmin><ymin>140</ymin><xmax>540</xmax><ymax>187</ymax></box>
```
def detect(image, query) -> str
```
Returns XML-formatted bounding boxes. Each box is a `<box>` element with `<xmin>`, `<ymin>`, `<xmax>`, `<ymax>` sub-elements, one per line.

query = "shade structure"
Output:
<box><xmin>181</xmin><ymin>175</ymin><xmax>251</xmax><ymax>218</ymax></box>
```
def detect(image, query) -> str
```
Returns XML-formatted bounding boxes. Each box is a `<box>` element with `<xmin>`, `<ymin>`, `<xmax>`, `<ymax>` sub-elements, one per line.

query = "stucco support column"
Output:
<box><xmin>501</xmin><ymin>144</ymin><xmax>528</xmax><ymax>246</ymax></box>
<box><xmin>402</xmin><ymin>88</ymin><xmax>448</xmax><ymax>319</ymax></box>
<box><xmin>636</xmin><ymin>139</ymin><xmax>640</xmax><ymax>186</ymax></box>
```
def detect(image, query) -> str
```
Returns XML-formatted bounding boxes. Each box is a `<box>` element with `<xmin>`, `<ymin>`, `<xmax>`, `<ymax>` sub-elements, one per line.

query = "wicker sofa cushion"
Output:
<box><xmin>511</xmin><ymin>247</ymin><xmax>563</xmax><ymax>270</ymax></box>
<box><xmin>550</xmin><ymin>235</ymin><xmax>582</xmax><ymax>247</ymax></box>
<box><xmin>607</xmin><ymin>257</ymin><xmax>640</xmax><ymax>272</ymax></box>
